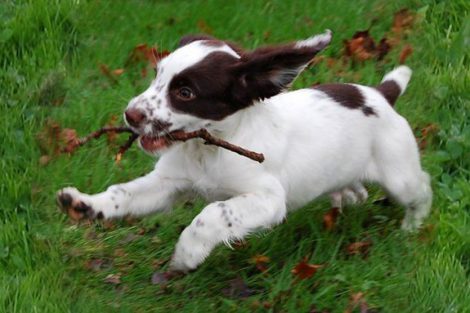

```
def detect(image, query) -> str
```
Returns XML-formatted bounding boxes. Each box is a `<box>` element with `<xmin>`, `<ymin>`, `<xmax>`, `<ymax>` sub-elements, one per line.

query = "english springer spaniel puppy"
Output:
<box><xmin>57</xmin><ymin>30</ymin><xmax>432</xmax><ymax>272</ymax></box>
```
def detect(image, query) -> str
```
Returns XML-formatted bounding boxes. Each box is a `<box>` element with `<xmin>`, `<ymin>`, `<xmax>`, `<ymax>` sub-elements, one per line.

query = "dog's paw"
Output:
<box><xmin>342</xmin><ymin>185</ymin><xmax>368</xmax><ymax>205</ymax></box>
<box><xmin>56</xmin><ymin>187</ymin><xmax>103</xmax><ymax>221</ymax></box>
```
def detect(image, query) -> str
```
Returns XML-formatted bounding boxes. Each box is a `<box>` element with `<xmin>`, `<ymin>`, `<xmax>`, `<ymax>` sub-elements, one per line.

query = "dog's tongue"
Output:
<box><xmin>140</xmin><ymin>136</ymin><xmax>169</xmax><ymax>152</ymax></box>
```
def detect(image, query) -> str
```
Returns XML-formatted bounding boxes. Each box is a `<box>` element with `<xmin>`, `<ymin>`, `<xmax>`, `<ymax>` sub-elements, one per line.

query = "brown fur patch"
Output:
<box><xmin>376</xmin><ymin>80</ymin><xmax>401</xmax><ymax>106</ymax></box>
<box><xmin>168</xmin><ymin>51</ymin><xmax>244</xmax><ymax>120</ymax></box>
<box><xmin>312</xmin><ymin>83</ymin><xmax>377</xmax><ymax>116</ymax></box>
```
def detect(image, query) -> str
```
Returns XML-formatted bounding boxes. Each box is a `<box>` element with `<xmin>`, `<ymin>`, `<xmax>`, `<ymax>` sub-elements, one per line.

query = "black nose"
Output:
<box><xmin>125</xmin><ymin>108</ymin><xmax>146</xmax><ymax>128</ymax></box>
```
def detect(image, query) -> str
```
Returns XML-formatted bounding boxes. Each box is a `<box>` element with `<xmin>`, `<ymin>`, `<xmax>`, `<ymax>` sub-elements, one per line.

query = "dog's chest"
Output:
<box><xmin>181</xmin><ymin>143</ymin><xmax>253</xmax><ymax>200</ymax></box>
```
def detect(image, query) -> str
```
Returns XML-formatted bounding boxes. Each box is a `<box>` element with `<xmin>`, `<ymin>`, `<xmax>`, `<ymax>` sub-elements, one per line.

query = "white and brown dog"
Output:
<box><xmin>57</xmin><ymin>30</ymin><xmax>432</xmax><ymax>272</ymax></box>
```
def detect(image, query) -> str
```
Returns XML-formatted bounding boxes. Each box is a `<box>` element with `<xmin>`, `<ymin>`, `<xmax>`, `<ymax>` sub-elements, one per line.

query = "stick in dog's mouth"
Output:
<box><xmin>62</xmin><ymin>126</ymin><xmax>265</xmax><ymax>163</ymax></box>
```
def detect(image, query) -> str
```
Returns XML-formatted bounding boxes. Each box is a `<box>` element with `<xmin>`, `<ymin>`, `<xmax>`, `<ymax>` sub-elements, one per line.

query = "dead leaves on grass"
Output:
<box><xmin>103</xmin><ymin>273</ymin><xmax>122</xmax><ymax>285</ymax></box>
<box><xmin>98</xmin><ymin>43</ymin><xmax>170</xmax><ymax>85</ymax></box>
<box><xmin>323</xmin><ymin>207</ymin><xmax>340</xmax><ymax>231</ymax></box>
<box><xmin>291</xmin><ymin>257</ymin><xmax>323</xmax><ymax>280</ymax></box>
<box><xmin>341</xmin><ymin>8</ymin><xmax>416</xmax><ymax>65</ymax></box>
<box><xmin>346</xmin><ymin>241</ymin><xmax>373</xmax><ymax>258</ymax></box>
<box><xmin>250</xmin><ymin>254</ymin><xmax>271</xmax><ymax>272</ymax></box>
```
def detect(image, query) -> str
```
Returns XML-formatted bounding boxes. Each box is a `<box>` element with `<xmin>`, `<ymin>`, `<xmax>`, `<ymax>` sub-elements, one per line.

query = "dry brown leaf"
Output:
<box><xmin>39</xmin><ymin>155</ymin><xmax>51</xmax><ymax>166</ymax></box>
<box><xmin>323</xmin><ymin>207</ymin><xmax>340</xmax><ymax>231</ymax></box>
<box><xmin>124</xmin><ymin>43</ymin><xmax>170</xmax><ymax>69</ymax></box>
<box><xmin>113</xmin><ymin>248</ymin><xmax>127</xmax><ymax>257</ymax></box>
<box><xmin>418</xmin><ymin>123</ymin><xmax>439</xmax><ymax>150</ymax></box>
<box><xmin>196</xmin><ymin>19</ymin><xmax>213</xmax><ymax>34</ymax></box>
<box><xmin>99</xmin><ymin>64</ymin><xmax>118</xmax><ymax>84</ymax></box>
<box><xmin>112</xmin><ymin>68</ymin><xmax>124</xmax><ymax>76</ymax></box>
<box><xmin>291</xmin><ymin>257</ymin><xmax>323</xmax><ymax>280</ymax></box>
<box><xmin>103</xmin><ymin>273</ymin><xmax>121</xmax><ymax>285</ymax></box>
<box><xmin>85</xmin><ymin>258</ymin><xmax>112</xmax><ymax>272</ymax></box>
<box><xmin>151</xmin><ymin>258</ymin><xmax>167</xmax><ymax>270</ymax></box>
<box><xmin>343</xmin><ymin>30</ymin><xmax>376</xmax><ymax>61</ymax></box>
<box><xmin>346</xmin><ymin>241</ymin><xmax>372</xmax><ymax>257</ymax></box>
<box><xmin>399</xmin><ymin>44</ymin><xmax>413</xmax><ymax>64</ymax></box>
<box><xmin>36</xmin><ymin>119</ymin><xmax>63</xmax><ymax>156</ymax></box>
<box><xmin>250</xmin><ymin>254</ymin><xmax>270</xmax><ymax>272</ymax></box>
<box><xmin>344</xmin><ymin>292</ymin><xmax>371</xmax><ymax>313</ymax></box>
<box><xmin>392</xmin><ymin>8</ymin><xmax>415</xmax><ymax>34</ymax></box>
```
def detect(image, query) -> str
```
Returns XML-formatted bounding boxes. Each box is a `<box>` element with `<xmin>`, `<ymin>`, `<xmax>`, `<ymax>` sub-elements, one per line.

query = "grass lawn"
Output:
<box><xmin>1</xmin><ymin>0</ymin><xmax>469</xmax><ymax>312</ymax></box>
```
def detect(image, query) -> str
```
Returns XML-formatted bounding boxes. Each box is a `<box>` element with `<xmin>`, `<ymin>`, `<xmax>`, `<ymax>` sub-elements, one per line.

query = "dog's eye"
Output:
<box><xmin>177</xmin><ymin>87</ymin><xmax>195</xmax><ymax>101</ymax></box>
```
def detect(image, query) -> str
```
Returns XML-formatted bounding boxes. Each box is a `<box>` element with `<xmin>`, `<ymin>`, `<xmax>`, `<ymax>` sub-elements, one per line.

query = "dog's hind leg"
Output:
<box><xmin>371</xmin><ymin>119</ymin><xmax>432</xmax><ymax>231</ymax></box>
<box><xmin>169</xmin><ymin>175</ymin><xmax>287</xmax><ymax>272</ymax></box>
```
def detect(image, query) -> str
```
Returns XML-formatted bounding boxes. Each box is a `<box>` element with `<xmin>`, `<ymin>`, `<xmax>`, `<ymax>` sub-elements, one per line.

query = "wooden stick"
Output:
<box><xmin>62</xmin><ymin>126</ymin><xmax>265</xmax><ymax>163</ymax></box>
<box><xmin>168</xmin><ymin>129</ymin><xmax>265</xmax><ymax>163</ymax></box>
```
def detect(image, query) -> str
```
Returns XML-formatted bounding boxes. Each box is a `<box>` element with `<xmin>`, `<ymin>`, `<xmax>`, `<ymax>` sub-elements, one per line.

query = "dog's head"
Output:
<box><xmin>124</xmin><ymin>30</ymin><xmax>332</xmax><ymax>154</ymax></box>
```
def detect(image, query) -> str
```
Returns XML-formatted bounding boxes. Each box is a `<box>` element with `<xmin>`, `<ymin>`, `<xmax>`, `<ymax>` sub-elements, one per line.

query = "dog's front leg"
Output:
<box><xmin>169</xmin><ymin>176</ymin><xmax>286</xmax><ymax>272</ymax></box>
<box><xmin>57</xmin><ymin>160</ymin><xmax>190</xmax><ymax>220</ymax></box>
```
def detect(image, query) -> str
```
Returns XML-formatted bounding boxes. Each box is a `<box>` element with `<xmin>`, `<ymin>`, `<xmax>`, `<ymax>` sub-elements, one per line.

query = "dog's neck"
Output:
<box><xmin>207</xmin><ymin>98</ymin><xmax>272</xmax><ymax>139</ymax></box>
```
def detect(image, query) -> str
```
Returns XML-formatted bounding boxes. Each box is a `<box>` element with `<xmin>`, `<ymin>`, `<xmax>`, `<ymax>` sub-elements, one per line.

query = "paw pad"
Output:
<box><xmin>57</xmin><ymin>191</ymin><xmax>100</xmax><ymax>221</ymax></box>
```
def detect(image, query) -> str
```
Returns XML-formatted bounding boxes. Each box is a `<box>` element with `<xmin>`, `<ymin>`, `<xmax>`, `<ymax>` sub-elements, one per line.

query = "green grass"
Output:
<box><xmin>1</xmin><ymin>0</ymin><xmax>469</xmax><ymax>312</ymax></box>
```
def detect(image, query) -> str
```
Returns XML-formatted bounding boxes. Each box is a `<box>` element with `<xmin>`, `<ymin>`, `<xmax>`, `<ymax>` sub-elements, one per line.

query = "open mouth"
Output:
<box><xmin>138</xmin><ymin>130</ymin><xmax>184</xmax><ymax>153</ymax></box>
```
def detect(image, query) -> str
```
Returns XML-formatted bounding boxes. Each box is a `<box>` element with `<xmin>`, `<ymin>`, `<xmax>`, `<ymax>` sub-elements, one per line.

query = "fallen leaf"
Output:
<box><xmin>113</xmin><ymin>248</ymin><xmax>127</xmax><ymax>257</ymax></box>
<box><xmin>392</xmin><ymin>8</ymin><xmax>415</xmax><ymax>34</ymax></box>
<box><xmin>85</xmin><ymin>258</ymin><xmax>112</xmax><ymax>272</ymax></box>
<box><xmin>233</xmin><ymin>239</ymin><xmax>249</xmax><ymax>249</ymax></box>
<box><xmin>399</xmin><ymin>44</ymin><xmax>413</xmax><ymax>64</ymax></box>
<box><xmin>323</xmin><ymin>207</ymin><xmax>340</xmax><ymax>231</ymax></box>
<box><xmin>104</xmin><ymin>115</ymin><xmax>119</xmax><ymax>144</ymax></box>
<box><xmin>39</xmin><ymin>155</ymin><xmax>51</xmax><ymax>166</ymax></box>
<box><xmin>346</xmin><ymin>241</ymin><xmax>372</xmax><ymax>257</ymax></box>
<box><xmin>99</xmin><ymin>64</ymin><xmax>119</xmax><ymax>85</ymax></box>
<box><xmin>263</xmin><ymin>30</ymin><xmax>271</xmax><ymax>41</ymax></box>
<box><xmin>151</xmin><ymin>258</ymin><xmax>167</xmax><ymax>269</ymax></box>
<box><xmin>344</xmin><ymin>292</ymin><xmax>372</xmax><ymax>313</ymax></box>
<box><xmin>222</xmin><ymin>276</ymin><xmax>258</xmax><ymax>298</ymax></box>
<box><xmin>291</xmin><ymin>257</ymin><xmax>322</xmax><ymax>280</ymax></box>
<box><xmin>112</xmin><ymin>68</ymin><xmax>124</xmax><ymax>76</ymax></box>
<box><xmin>196</xmin><ymin>19</ymin><xmax>213</xmax><ymax>34</ymax></box>
<box><xmin>262</xmin><ymin>301</ymin><xmax>272</xmax><ymax>309</ymax></box>
<box><xmin>36</xmin><ymin>119</ymin><xmax>62</xmax><ymax>155</ymax></box>
<box><xmin>343</xmin><ymin>30</ymin><xmax>376</xmax><ymax>61</ymax></box>
<box><xmin>104</xmin><ymin>273</ymin><xmax>121</xmax><ymax>285</ymax></box>
<box><xmin>418</xmin><ymin>123</ymin><xmax>439</xmax><ymax>150</ymax></box>
<box><xmin>124</xmin><ymin>44</ymin><xmax>169</xmax><ymax>68</ymax></box>
<box><xmin>250</xmin><ymin>254</ymin><xmax>270</xmax><ymax>272</ymax></box>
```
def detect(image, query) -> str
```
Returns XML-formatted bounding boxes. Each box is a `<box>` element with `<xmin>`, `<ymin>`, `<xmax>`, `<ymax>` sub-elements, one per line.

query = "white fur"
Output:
<box><xmin>58</xmin><ymin>34</ymin><xmax>432</xmax><ymax>272</ymax></box>
<box><xmin>295</xmin><ymin>29</ymin><xmax>332</xmax><ymax>48</ymax></box>
<box><xmin>381</xmin><ymin>65</ymin><xmax>412</xmax><ymax>96</ymax></box>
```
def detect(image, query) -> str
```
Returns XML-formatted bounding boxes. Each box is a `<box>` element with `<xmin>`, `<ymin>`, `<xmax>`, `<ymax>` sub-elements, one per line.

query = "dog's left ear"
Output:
<box><xmin>231</xmin><ymin>30</ymin><xmax>332</xmax><ymax>102</ymax></box>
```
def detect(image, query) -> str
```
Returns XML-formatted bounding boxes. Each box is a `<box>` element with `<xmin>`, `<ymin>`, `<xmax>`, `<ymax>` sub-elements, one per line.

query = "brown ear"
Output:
<box><xmin>178</xmin><ymin>34</ymin><xmax>217</xmax><ymax>47</ymax></box>
<box><xmin>231</xmin><ymin>30</ymin><xmax>332</xmax><ymax>102</ymax></box>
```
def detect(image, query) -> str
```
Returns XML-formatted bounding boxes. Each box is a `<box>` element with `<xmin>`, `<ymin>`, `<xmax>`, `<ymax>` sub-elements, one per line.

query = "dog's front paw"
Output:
<box><xmin>57</xmin><ymin>187</ymin><xmax>103</xmax><ymax>221</ymax></box>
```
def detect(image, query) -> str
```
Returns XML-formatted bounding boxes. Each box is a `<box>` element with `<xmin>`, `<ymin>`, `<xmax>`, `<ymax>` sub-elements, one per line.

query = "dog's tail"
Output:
<box><xmin>376</xmin><ymin>65</ymin><xmax>412</xmax><ymax>106</ymax></box>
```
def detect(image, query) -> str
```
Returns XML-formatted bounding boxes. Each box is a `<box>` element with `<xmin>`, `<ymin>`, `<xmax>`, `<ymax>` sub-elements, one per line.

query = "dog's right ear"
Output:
<box><xmin>178</xmin><ymin>34</ymin><xmax>216</xmax><ymax>47</ymax></box>
<box><xmin>230</xmin><ymin>30</ymin><xmax>332</xmax><ymax>104</ymax></box>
